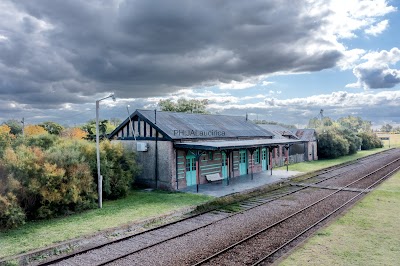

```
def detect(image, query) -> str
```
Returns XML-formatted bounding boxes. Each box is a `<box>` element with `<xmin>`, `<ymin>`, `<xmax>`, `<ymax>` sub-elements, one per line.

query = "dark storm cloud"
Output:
<box><xmin>352</xmin><ymin>64</ymin><xmax>400</xmax><ymax>89</ymax></box>
<box><xmin>1</xmin><ymin>0</ymin><xmax>343</xmax><ymax>108</ymax></box>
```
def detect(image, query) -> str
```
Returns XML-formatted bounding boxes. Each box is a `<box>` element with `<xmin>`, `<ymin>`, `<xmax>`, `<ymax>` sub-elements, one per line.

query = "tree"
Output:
<box><xmin>337</xmin><ymin>115</ymin><xmax>365</xmax><ymax>132</ymax></box>
<box><xmin>2</xmin><ymin>119</ymin><xmax>23</xmax><ymax>135</ymax></box>
<box><xmin>81</xmin><ymin>120</ymin><xmax>116</xmax><ymax>141</ymax></box>
<box><xmin>317</xmin><ymin>127</ymin><xmax>349</xmax><ymax>159</ymax></box>
<box><xmin>24</xmin><ymin>125</ymin><xmax>48</xmax><ymax>136</ymax></box>
<box><xmin>0</xmin><ymin>124</ymin><xmax>11</xmax><ymax>135</ymax></box>
<box><xmin>159</xmin><ymin>98</ymin><xmax>209</xmax><ymax>113</ymax></box>
<box><xmin>308</xmin><ymin>117</ymin><xmax>333</xmax><ymax>128</ymax></box>
<box><xmin>110</xmin><ymin>118</ymin><xmax>122</xmax><ymax>127</ymax></box>
<box><xmin>380</xmin><ymin>123</ymin><xmax>393</xmax><ymax>132</ymax></box>
<box><xmin>39</xmin><ymin>121</ymin><xmax>64</xmax><ymax>135</ymax></box>
<box><xmin>0</xmin><ymin>125</ymin><xmax>14</xmax><ymax>157</ymax></box>
<box><xmin>358</xmin><ymin>132</ymin><xmax>383</xmax><ymax>150</ymax></box>
<box><xmin>339</xmin><ymin>126</ymin><xmax>361</xmax><ymax>154</ymax></box>
<box><xmin>60</xmin><ymin>128</ymin><xmax>88</xmax><ymax>139</ymax></box>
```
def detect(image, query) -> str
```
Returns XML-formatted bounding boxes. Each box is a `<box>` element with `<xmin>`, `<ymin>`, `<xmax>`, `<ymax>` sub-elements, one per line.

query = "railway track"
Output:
<box><xmin>35</xmin><ymin>149</ymin><xmax>400</xmax><ymax>266</ymax></box>
<box><xmin>194</xmin><ymin>156</ymin><xmax>400</xmax><ymax>265</ymax></box>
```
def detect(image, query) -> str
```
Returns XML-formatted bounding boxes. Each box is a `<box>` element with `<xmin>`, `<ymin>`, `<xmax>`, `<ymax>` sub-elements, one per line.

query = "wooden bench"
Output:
<box><xmin>205</xmin><ymin>173</ymin><xmax>224</xmax><ymax>182</ymax></box>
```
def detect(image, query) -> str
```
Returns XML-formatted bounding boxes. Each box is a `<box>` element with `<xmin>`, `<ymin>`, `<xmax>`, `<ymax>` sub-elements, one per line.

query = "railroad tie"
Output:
<box><xmin>289</xmin><ymin>183</ymin><xmax>372</xmax><ymax>193</ymax></box>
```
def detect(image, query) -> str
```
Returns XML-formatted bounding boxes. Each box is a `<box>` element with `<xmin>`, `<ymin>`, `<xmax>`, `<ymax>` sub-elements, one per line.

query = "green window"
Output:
<box><xmin>186</xmin><ymin>158</ymin><xmax>196</xmax><ymax>171</ymax></box>
<box><xmin>240</xmin><ymin>151</ymin><xmax>246</xmax><ymax>163</ymax></box>
<box><xmin>208</xmin><ymin>151</ymin><xmax>213</xmax><ymax>160</ymax></box>
<box><xmin>255</xmin><ymin>148</ymin><xmax>260</xmax><ymax>164</ymax></box>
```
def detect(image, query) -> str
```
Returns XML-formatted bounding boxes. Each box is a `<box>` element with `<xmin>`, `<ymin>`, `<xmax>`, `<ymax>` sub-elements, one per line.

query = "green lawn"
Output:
<box><xmin>0</xmin><ymin>190</ymin><xmax>212</xmax><ymax>259</ymax></box>
<box><xmin>278</xmin><ymin>148</ymin><xmax>386</xmax><ymax>173</ymax></box>
<box><xmin>280</xmin><ymin>169</ymin><xmax>400</xmax><ymax>266</ymax></box>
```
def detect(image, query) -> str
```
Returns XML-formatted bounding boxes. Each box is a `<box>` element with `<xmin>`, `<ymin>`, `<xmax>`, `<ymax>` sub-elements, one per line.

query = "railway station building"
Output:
<box><xmin>109</xmin><ymin>110</ymin><xmax>310</xmax><ymax>190</ymax></box>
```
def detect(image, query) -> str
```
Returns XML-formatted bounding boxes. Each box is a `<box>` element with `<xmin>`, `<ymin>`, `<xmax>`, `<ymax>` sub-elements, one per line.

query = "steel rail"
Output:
<box><xmin>95</xmin><ymin>154</ymin><xmax>397</xmax><ymax>266</ymax></box>
<box><xmin>37</xmin><ymin>150</ymin><xmax>396</xmax><ymax>266</ymax></box>
<box><xmin>192</xmin><ymin>157</ymin><xmax>400</xmax><ymax>266</ymax></box>
<box><xmin>251</xmin><ymin>164</ymin><xmax>400</xmax><ymax>266</ymax></box>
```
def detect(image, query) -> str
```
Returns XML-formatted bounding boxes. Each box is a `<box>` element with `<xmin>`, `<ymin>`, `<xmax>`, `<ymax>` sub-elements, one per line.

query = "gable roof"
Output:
<box><xmin>109</xmin><ymin>109</ymin><xmax>273</xmax><ymax>140</ymax></box>
<box><xmin>257</xmin><ymin>124</ymin><xmax>298</xmax><ymax>139</ymax></box>
<box><xmin>295</xmin><ymin>129</ymin><xmax>317</xmax><ymax>141</ymax></box>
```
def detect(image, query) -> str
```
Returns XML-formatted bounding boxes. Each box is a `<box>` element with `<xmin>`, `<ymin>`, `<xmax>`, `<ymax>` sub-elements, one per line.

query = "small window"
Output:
<box><xmin>208</xmin><ymin>151</ymin><xmax>213</xmax><ymax>161</ymax></box>
<box><xmin>186</xmin><ymin>160</ymin><xmax>191</xmax><ymax>171</ymax></box>
<box><xmin>255</xmin><ymin>149</ymin><xmax>260</xmax><ymax>164</ymax></box>
<box><xmin>240</xmin><ymin>151</ymin><xmax>246</xmax><ymax>163</ymax></box>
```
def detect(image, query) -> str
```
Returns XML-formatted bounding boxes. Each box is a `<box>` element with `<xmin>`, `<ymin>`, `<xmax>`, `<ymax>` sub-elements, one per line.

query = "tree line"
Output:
<box><xmin>308</xmin><ymin>115</ymin><xmax>383</xmax><ymax>159</ymax></box>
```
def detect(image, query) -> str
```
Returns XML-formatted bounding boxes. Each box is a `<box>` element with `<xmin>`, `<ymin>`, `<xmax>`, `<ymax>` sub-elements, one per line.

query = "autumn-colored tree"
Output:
<box><xmin>0</xmin><ymin>125</ymin><xmax>14</xmax><ymax>157</ymax></box>
<box><xmin>0</xmin><ymin>124</ymin><xmax>11</xmax><ymax>135</ymax></box>
<box><xmin>24</xmin><ymin>125</ymin><xmax>48</xmax><ymax>136</ymax></box>
<box><xmin>3</xmin><ymin>143</ymin><xmax>96</xmax><ymax>219</ymax></box>
<box><xmin>61</xmin><ymin>127</ymin><xmax>88</xmax><ymax>140</ymax></box>
<box><xmin>3</xmin><ymin>119</ymin><xmax>23</xmax><ymax>135</ymax></box>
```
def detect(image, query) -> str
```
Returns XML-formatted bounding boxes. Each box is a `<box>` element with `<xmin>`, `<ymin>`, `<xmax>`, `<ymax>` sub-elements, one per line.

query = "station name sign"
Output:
<box><xmin>173</xmin><ymin>129</ymin><xmax>226</xmax><ymax>137</ymax></box>
<box><xmin>380</xmin><ymin>137</ymin><xmax>390</xmax><ymax>140</ymax></box>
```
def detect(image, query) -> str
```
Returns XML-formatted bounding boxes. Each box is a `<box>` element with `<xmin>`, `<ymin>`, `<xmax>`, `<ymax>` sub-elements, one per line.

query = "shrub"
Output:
<box><xmin>3</xmin><ymin>143</ymin><xmax>96</xmax><ymax>219</ymax></box>
<box><xmin>98</xmin><ymin>140</ymin><xmax>140</xmax><ymax>199</ymax></box>
<box><xmin>339</xmin><ymin>127</ymin><xmax>361</xmax><ymax>155</ymax></box>
<box><xmin>358</xmin><ymin>132</ymin><xmax>383</xmax><ymax>150</ymax></box>
<box><xmin>317</xmin><ymin>128</ymin><xmax>349</xmax><ymax>159</ymax></box>
<box><xmin>0</xmin><ymin>193</ymin><xmax>26</xmax><ymax>230</ymax></box>
<box><xmin>26</xmin><ymin>134</ymin><xmax>59</xmax><ymax>150</ymax></box>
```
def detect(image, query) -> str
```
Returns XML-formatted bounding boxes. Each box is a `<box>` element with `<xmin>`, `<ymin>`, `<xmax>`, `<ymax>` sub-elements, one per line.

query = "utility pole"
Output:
<box><xmin>21</xmin><ymin>117</ymin><xmax>25</xmax><ymax>136</ymax></box>
<box><xmin>96</xmin><ymin>93</ymin><xmax>116</xmax><ymax>208</ymax></box>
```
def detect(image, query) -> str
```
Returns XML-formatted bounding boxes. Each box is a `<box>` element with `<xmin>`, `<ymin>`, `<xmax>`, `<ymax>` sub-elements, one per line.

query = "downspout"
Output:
<box><xmin>270</xmin><ymin>149</ymin><xmax>273</xmax><ymax>175</ymax></box>
<box><xmin>155</xmin><ymin>109</ymin><xmax>158</xmax><ymax>189</ymax></box>
<box><xmin>176</xmin><ymin>149</ymin><xmax>179</xmax><ymax>190</ymax></box>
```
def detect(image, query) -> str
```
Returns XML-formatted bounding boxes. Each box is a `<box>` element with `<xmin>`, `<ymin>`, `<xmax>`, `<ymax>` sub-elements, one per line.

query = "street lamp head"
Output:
<box><xmin>111</xmin><ymin>93</ymin><xmax>116</xmax><ymax>102</ymax></box>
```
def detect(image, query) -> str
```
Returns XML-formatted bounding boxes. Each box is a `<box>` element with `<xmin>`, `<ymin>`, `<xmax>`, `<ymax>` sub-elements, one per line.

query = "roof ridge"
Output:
<box><xmin>137</xmin><ymin>109</ymin><xmax>247</xmax><ymax>119</ymax></box>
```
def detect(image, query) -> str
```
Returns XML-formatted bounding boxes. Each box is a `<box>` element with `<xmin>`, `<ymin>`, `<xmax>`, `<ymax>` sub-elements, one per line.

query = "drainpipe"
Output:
<box><xmin>176</xmin><ymin>150</ymin><xmax>179</xmax><ymax>190</ymax></box>
<box><xmin>270</xmin><ymin>149</ymin><xmax>273</xmax><ymax>175</ymax></box>
<box><xmin>155</xmin><ymin>109</ymin><xmax>158</xmax><ymax>189</ymax></box>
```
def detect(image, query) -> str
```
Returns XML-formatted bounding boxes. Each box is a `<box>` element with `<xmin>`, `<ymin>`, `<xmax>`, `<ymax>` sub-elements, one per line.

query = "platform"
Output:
<box><xmin>180</xmin><ymin>170</ymin><xmax>301</xmax><ymax>197</ymax></box>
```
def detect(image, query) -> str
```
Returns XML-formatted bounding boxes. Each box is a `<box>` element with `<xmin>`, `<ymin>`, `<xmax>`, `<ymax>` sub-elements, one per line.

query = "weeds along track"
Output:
<box><xmin>35</xmin><ymin>149</ymin><xmax>400</xmax><ymax>266</ymax></box>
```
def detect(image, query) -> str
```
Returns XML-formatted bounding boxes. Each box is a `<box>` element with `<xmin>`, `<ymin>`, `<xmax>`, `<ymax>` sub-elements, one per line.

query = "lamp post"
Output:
<box><xmin>96</xmin><ymin>93</ymin><xmax>116</xmax><ymax>208</ymax></box>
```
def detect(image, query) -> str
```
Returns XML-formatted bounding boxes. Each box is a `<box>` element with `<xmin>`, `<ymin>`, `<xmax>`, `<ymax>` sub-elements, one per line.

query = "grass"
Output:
<box><xmin>0</xmin><ymin>190</ymin><xmax>212</xmax><ymax>259</ymax></box>
<box><xmin>279</xmin><ymin>170</ymin><xmax>400</xmax><ymax>266</ymax></box>
<box><xmin>277</xmin><ymin>148</ymin><xmax>386</xmax><ymax>173</ymax></box>
<box><xmin>0</xmin><ymin>146</ymin><xmax>393</xmax><ymax>260</ymax></box>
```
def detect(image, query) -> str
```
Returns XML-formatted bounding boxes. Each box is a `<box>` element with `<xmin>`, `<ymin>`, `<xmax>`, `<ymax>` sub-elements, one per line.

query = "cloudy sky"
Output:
<box><xmin>1</xmin><ymin>0</ymin><xmax>399</xmax><ymax>127</ymax></box>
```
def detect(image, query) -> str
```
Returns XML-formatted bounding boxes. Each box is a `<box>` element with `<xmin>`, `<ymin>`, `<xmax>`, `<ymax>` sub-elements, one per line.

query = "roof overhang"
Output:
<box><xmin>174</xmin><ymin>139</ymin><xmax>306</xmax><ymax>151</ymax></box>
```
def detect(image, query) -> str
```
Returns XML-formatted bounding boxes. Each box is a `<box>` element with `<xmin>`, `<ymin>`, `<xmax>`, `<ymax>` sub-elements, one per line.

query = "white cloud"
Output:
<box><xmin>219</xmin><ymin>80</ymin><xmax>256</xmax><ymax>90</ymax></box>
<box><xmin>262</xmin><ymin>81</ymin><xmax>274</xmax><ymax>86</ymax></box>
<box><xmin>361</xmin><ymin>47</ymin><xmax>400</xmax><ymax>64</ymax></box>
<box><xmin>327</xmin><ymin>0</ymin><xmax>396</xmax><ymax>39</ymax></box>
<box><xmin>338</xmin><ymin>48</ymin><xmax>366</xmax><ymax>70</ymax></box>
<box><xmin>365</xmin><ymin>19</ymin><xmax>389</xmax><ymax>36</ymax></box>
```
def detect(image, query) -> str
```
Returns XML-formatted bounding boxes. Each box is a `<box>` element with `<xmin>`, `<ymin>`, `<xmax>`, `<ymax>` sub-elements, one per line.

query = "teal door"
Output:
<box><xmin>221</xmin><ymin>152</ymin><xmax>228</xmax><ymax>178</ymax></box>
<box><xmin>239</xmin><ymin>150</ymin><xmax>247</xmax><ymax>175</ymax></box>
<box><xmin>185</xmin><ymin>155</ymin><xmax>197</xmax><ymax>186</ymax></box>
<box><xmin>262</xmin><ymin>148</ymin><xmax>267</xmax><ymax>171</ymax></box>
